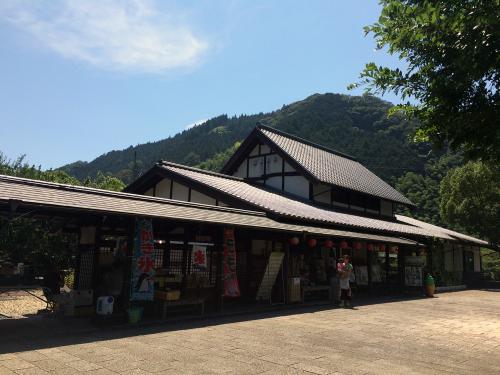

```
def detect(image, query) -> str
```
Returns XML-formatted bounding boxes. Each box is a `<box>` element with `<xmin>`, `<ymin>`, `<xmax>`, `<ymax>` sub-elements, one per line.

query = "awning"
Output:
<box><xmin>0</xmin><ymin>174</ymin><xmax>417</xmax><ymax>246</ymax></box>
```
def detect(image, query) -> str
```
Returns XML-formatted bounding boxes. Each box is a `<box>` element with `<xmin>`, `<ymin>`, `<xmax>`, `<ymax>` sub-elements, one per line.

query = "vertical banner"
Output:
<box><xmin>223</xmin><ymin>228</ymin><xmax>240</xmax><ymax>297</ymax></box>
<box><xmin>130</xmin><ymin>218</ymin><xmax>156</xmax><ymax>301</ymax></box>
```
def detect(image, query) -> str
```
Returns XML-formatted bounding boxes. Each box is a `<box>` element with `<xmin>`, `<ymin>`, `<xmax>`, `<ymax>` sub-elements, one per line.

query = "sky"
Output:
<box><xmin>0</xmin><ymin>0</ymin><xmax>405</xmax><ymax>169</ymax></box>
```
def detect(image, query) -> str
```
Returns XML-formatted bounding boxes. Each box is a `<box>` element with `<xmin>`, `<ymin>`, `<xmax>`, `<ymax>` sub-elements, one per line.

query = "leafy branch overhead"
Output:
<box><xmin>350</xmin><ymin>0</ymin><xmax>500</xmax><ymax>162</ymax></box>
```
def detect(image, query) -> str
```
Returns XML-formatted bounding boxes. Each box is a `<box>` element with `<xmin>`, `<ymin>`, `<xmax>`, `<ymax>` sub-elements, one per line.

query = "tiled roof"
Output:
<box><xmin>396</xmin><ymin>215</ymin><xmax>488</xmax><ymax>247</ymax></box>
<box><xmin>257</xmin><ymin>126</ymin><xmax>414</xmax><ymax>206</ymax></box>
<box><xmin>0</xmin><ymin>174</ymin><xmax>417</xmax><ymax>245</ymax></box>
<box><xmin>159</xmin><ymin>162</ymin><xmax>453</xmax><ymax>240</ymax></box>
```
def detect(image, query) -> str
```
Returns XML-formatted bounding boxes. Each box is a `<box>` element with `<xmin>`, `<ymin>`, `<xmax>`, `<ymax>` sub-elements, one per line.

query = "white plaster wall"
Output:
<box><xmin>284</xmin><ymin>161</ymin><xmax>295</xmax><ymax>172</ymax></box>
<box><xmin>260</xmin><ymin>144</ymin><xmax>271</xmax><ymax>154</ymax></box>
<box><xmin>248</xmin><ymin>156</ymin><xmax>264</xmax><ymax>178</ymax></box>
<box><xmin>171</xmin><ymin>181</ymin><xmax>189</xmax><ymax>201</ymax></box>
<box><xmin>249</xmin><ymin>145</ymin><xmax>259</xmax><ymax>156</ymax></box>
<box><xmin>284</xmin><ymin>175</ymin><xmax>309</xmax><ymax>198</ymax></box>
<box><xmin>190</xmin><ymin>189</ymin><xmax>216</xmax><ymax>205</ymax></box>
<box><xmin>266</xmin><ymin>154</ymin><xmax>282</xmax><ymax>174</ymax></box>
<box><xmin>155</xmin><ymin>178</ymin><xmax>171</xmax><ymax>198</ymax></box>
<box><xmin>266</xmin><ymin>176</ymin><xmax>282</xmax><ymax>190</ymax></box>
<box><xmin>233</xmin><ymin>162</ymin><xmax>247</xmax><ymax>178</ymax></box>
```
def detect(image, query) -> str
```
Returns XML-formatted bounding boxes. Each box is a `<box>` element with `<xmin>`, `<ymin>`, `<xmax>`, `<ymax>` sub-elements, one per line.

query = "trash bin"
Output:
<box><xmin>425</xmin><ymin>274</ymin><xmax>435</xmax><ymax>297</ymax></box>
<box><xmin>127</xmin><ymin>306</ymin><xmax>144</xmax><ymax>324</ymax></box>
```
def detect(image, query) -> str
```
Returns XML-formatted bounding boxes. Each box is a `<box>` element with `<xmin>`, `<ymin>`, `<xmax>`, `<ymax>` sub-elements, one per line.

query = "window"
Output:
<box><xmin>366</xmin><ymin>196</ymin><xmax>380</xmax><ymax>212</ymax></box>
<box><xmin>332</xmin><ymin>188</ymin><xmax>349</xmax><ymax>206</ymax></box>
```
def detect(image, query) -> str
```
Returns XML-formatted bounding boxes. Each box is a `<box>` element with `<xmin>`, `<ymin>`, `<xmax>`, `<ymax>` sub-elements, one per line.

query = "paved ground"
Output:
<box><xmin>0</xmin><ymin>290</ymin><xmax>499</xmax><ymax>374</ymax></box>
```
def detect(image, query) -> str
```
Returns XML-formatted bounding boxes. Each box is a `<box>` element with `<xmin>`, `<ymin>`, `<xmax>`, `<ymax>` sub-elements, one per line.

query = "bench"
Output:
<box><xmin>161</xmin><ymin>298</ymin><xmax>205</xmax><ymax>319</ymax></box>
<box><xmin>301</xmin><ymin>285</ymin><xmax>332</xmax><ymax>302</ymax></box>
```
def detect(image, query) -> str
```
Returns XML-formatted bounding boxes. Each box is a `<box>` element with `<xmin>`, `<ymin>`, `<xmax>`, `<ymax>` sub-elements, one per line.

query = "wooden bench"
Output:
<box><xmin>301</xmin><ymin>285</ymin><xmax>332</xmax><ymax>302</ymax></box>
<box><xmin>161</xmin><ymin>298</ymin><xmax>205</xmax><ymax>319</ymax></box>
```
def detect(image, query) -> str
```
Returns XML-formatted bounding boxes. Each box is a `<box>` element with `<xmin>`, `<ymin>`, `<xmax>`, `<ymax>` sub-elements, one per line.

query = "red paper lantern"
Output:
<box><xmin>379</xmin><ymin>244</ymin><xmax>386</xmax><ymax>252</ymax></box>
<box><xmin>339</xmin><ymin>240</ymin><xmax>348</xmax><ymax>249</ymax></box>
<box><xmin>353</xmin><ymin>241</ymin><xmax>362</xmax><ymax>250</ymax></box>
<box><xmin>289</xmin><ymin>237</ymin><xmax>300</xmax><ymax>246</ymax></box>
<box><xmin>307</xmin><ymin>238</ymin><xmax>317</xmax><ymax>248</ymax></box>
<box><xmin>367</xmin><ymin>243</ymin><xmax>374</xmax><ymax>252</ymax></box>
<box><xmin>324</xmin><ymin>239</ymin><xmax>334</xmax><ymax>248</ymax></box>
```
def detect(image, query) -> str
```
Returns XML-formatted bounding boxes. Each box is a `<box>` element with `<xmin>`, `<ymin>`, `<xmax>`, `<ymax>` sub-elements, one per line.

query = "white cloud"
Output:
<box><xmin>0</xmin><ymin>0</ymin><xmax>209</xmax><ymax>73</ymax></box>
<box><xmin>185</xmin><ymin>119</ymin><xmax>207</xmax><ymax>130</ymax></box>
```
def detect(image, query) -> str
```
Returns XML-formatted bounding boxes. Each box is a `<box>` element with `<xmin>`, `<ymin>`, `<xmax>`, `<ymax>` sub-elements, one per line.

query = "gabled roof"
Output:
<box><xmin>157</xmin><ymin>162</ymin><xmax>450</xmax><ymax>240</ymax></box>
<box><xmin>221</xmin><ymin>125</ymin><xmax>414</xmax><ymax>206</ymax></box>
<box><xmin>0</xmin><ymin>174</ymin><xmax>417</xmax><ymax>246</ymax></box>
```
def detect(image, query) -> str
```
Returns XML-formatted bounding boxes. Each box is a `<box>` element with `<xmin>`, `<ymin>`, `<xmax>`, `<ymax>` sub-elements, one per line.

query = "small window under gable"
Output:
<box><xmin>312</xmin><ymin>183</ymin><xmax>331</xmax><ymax>205</ymax></box>
<box><xmin>332</xmin><ymin>187</ymin><xmax>349</xmax><ymax>207</ymax></box>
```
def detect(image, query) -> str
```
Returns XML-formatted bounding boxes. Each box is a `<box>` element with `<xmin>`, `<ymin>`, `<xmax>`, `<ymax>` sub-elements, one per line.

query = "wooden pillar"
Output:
<box><xmin>214</xmin><ymin>227</ymin><xmax>224</xmax><ymax>312</ymax></box>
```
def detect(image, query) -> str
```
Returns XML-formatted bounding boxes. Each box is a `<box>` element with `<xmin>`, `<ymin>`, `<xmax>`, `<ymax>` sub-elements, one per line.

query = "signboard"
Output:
<box><xmin>405</xmin><ymin>266</ymin><xmax>423</xmax><ymax>286</ymax></box>
<box><xmin>371</xmin><ymin>264</ymin><xmax>382</xmax><ymax>283</ymax></box>
<box><xmin>130</xmin><ymin>218</ymin><xmax>156</xmax><ymax>301</ymax></box>
<box><xmin>192</xmin><ymin>245</ymin><xmax>208</xmax><ymax>270</ymax></box>
<box><xmin>223</xmin><ymin>228</ymin><xmax>240</xmax><ymax>297</ymax></box>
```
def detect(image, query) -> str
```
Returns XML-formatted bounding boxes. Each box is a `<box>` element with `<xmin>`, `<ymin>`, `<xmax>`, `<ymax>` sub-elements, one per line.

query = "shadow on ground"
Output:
<box><xmin>0</xmin><ymin>293</ymin><xmax>432</xmax><ymax>355</ymax></box>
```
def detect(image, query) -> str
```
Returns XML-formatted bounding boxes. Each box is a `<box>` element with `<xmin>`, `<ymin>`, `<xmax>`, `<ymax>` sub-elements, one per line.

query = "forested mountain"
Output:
<box><xmin>60</xmin><ymin>93</ymin><xmax>461</xmax><ymax>225</ymax></box>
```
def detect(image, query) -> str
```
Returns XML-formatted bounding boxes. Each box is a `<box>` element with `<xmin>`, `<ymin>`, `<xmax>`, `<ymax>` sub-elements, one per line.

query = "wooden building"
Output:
<box><xmin>0</xmin><ymin>126</ymin><xmax>490</xmax><ymax>319</ymax></box>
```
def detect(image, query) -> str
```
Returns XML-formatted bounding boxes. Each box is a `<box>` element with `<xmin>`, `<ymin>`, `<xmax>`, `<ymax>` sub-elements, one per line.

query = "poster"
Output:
<box><xmin>130</xmin><ymin>218</ymin><xmax>156</xmax><ymax>301</ymax></box>
<box><xmin>405</xmin><ymin>266</ymin><xmax>423</xmax><ymax>286</ymax></box>
<box><xmin>192</xmin><ymin>245</ymin><xmax>207</xmax><ymax>270</ymax></box>
<box><xmin>223</xmin><ymin>228</ymin><xmax>240</xmax><ymax>297</ymax></box>
<box><xmin>355</xmin><ymin>266</ymin><xmax>368</xmax><ymax>285</ymax></box>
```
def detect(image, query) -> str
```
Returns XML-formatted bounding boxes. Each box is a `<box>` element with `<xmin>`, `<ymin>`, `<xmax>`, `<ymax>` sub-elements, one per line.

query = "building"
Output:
<box><xmin>0</xmin><ymin>126</ymin><xmax>490</xmax><ymax>318</ymax></box>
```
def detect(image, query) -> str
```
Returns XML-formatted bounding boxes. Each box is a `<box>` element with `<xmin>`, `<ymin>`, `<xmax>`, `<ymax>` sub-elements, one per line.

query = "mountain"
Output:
<box><xmin>60</xmin><ymin>93</ymin><xmax>462</xmax><ymax>225</ymax></box>
<box><xmin>60</xmin><ymin>93</ymin><xmax>428</xmax><ymax>184</ymax></box>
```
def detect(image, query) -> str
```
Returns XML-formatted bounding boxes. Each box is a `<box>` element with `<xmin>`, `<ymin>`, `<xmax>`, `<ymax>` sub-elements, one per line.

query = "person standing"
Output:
<box><xmin>337</xmin><ymin>254</ymin><xmax>353</xmax><ymax>308</ymax></box>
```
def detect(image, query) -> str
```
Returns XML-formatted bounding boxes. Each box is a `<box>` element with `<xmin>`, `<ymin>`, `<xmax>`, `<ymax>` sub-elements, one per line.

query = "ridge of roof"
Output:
<box><xmin>256</xmin><ymin>124</ymin><xmax>357</xmax><ymax>161</ymax></box>
<box><xmin>0</xmin><ymin>174</ymin><xmax>267</xmax><ymax>217</ymax></box>
<box><xmin>158</xmin><ymin>160</ymin><xmax>244</xmax><ymax>181</ymax></box>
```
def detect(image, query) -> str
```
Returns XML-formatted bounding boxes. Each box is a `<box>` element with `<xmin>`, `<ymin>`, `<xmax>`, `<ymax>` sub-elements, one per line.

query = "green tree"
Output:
<box><xmin>351</xmin><ymin>0</ymin><xmax>500</xmax><ymax>162</ymax></box>
<box><xmin>440</xmin><ymin>161</ymin><xmax>499</xmax><ymax>243</ymax></box>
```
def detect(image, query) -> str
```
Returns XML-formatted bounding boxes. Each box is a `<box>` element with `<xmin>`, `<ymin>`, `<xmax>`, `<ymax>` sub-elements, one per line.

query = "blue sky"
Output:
<box><xmin>0</xmin><ymin>1</ymin><xmax>404</xmax><ymax>169</ymax></box>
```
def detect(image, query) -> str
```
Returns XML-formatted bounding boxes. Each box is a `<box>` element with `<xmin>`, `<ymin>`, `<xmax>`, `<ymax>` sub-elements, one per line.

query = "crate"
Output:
<box><xmin>155</xmin><ymin>290</ymin><xmax>181</xmax><ymax>301</ymax></box>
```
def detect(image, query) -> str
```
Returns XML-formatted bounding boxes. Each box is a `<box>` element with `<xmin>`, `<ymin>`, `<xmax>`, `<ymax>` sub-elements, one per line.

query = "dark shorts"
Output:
<box><xmin>340</xmin><ymin>288</ymin><xmax>351</xmax><ymax>301</ymax></box>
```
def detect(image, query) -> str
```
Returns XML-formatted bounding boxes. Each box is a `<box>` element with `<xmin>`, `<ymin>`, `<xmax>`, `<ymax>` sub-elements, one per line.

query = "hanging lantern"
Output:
<box><xmin>324</xmin><ymin>239</ymin><xmax>334</xmax><ymax>248</ymax></box>
<box><xmin>340</xmin><ymin>240</ymin><xmax>348</xmax><ymax>249</ymax></box>
<box><xmin>390</xmin><ymin>246</ymin><xmax>399</xmax><ymax>254</ymax></box>
<box><xmin>307</xmin><ymin>238</ymin><xmax>317</xmax><ymax>248</ymax></box>
<box><xmin>289</xmin><ymin>236</ymin><xmax>300</xmax><ymax>246</ymax></box>
<box><xmin>367</xmin><ymin>243</ymin><xmax>374</xmax><ymax>252</ymax></box>
<box><xmin>379</xmin><ymin>244</ymin><xmax>386</xmax><ymax>252</ymax></box>
<box><xmin>353</xmin><ymin>241</ymin><xmax>362</xmax><ymax>250</ymax></box>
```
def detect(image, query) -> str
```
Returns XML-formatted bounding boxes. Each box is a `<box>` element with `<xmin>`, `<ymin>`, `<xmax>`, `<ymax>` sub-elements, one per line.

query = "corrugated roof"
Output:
<box><xmin>396</xmin><ymin>215</ymin><xmax>488</xmax><ymax>247</ymax></box>
<box><xmin>0</xmin><ymin>175</ymin><xmax>417</xmax><ymax>245</ymax></box>
<box><xmin>159</xmin><ymin>162</ymin><xmax>453</xmax><ymax>240</ymax></box>
<box><xmin>257</xmin><ymin>126</ymin><xmax>414</xmax><ymax>206</ymax></box>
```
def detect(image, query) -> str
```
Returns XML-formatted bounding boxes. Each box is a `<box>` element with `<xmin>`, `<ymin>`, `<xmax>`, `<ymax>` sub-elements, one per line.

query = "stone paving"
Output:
<box><xmin>1</xmin><ymin>290</ymin><xmax>499</xmax><ymax>374</ymax></box>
